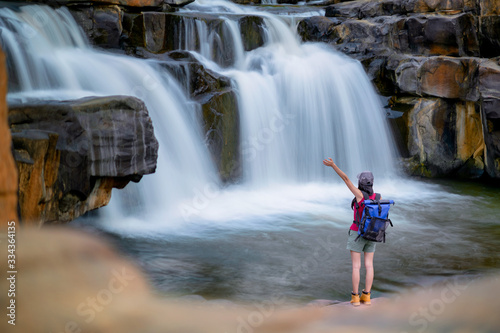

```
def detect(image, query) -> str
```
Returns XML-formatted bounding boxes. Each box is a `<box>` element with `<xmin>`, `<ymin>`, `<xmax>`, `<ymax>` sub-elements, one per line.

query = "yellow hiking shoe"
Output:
<box><xmin>350</xmin><ymin>292</ymin><xmax>360</xmax><ymax>306</ymax></box>
<box><xmin>360</xmin><ymin>290</ymin><xmax>371</xmax><ymax>305</ymax></box>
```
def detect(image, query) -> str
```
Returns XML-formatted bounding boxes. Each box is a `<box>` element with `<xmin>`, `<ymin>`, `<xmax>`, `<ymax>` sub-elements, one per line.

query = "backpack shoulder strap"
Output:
<box><xmin>352</xmin><ymin>192</ymin><xmax>370</xmax><ymax>210</ymax></box>
<box><xmin>375</xmin><ymin>193</ymin><xmax>381</xmax><ymax>201</ymax></box>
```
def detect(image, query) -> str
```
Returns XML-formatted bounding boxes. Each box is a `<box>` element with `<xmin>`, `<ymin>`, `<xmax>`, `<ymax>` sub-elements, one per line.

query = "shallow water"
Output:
<box><xmin>75</xmin><ymin>178</ymin><xmax>500</xmax><ymax>303</ymax></box>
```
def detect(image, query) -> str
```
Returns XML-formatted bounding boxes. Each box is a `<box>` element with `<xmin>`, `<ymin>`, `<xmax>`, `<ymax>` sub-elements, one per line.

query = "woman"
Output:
<box><xmin>323</xmin><ymin>157</ymin><xmax>377</xmax><ymax>306</ymax></box>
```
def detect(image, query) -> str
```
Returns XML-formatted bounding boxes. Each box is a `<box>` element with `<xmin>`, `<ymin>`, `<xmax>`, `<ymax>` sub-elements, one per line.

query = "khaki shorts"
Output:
<box><xmin>347</xmin><ymin>229</ymin><xmax>376</xmax><ymax>253</ymax></box>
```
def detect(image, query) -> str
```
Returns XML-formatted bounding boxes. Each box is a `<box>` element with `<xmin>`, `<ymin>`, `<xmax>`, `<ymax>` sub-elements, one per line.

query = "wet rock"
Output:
<box><xmin>199</xmin><ymin>89</ymin><xmax>241</xmax><ymax>183</ymax></box>
<box><xmin>69</xmin><ymin>5</ymin><xmax>123</xmax><ymax>49</ymax></box>
<box><xmin>175</xmin><ymin>55</ymin><xmax>232</xmax><ymax>98</ymax></box>
<box><xmin>386</xmin><ymin>54</ymin><xmax>424</xmax><ymax>95</ymax></box>
<box><xmin>419</xmin><ymin>56</ymin><xmax>479</xmax><ymax>100</ymax></box>
<box><xmin>479</xmin><ymin>0</ymin><xmax>500</xmax><ymax>16</ymax></box>
<box><xmin>479</xmin><ymin>60</ymin><xmax>500</xmax><ymax>178</ymax></box>
<box><xmin>479</xmin><ymin>59</ymin><xmax>500</xmax><ymax>99</ymax></box>
<box><xmin>384</xmin><ymin>55</ymin><xmax>480</xmax><ymax>101</ymax></box>
<box><xmin>9</xmin><ymin>95</ymin><xmax>159</xmax><ymax>224</ymax></box>
<box><xmin>390</xmin><ymin>97</ymin><xmax>485</xmax><ymax>178</ymax></box>
<box><xmin>317</xmin><ymin>11</ymin><xmax>480</xmax><ymax>58</ymax></box>
<box><xmin>327</xmin><ymin>16</ymin><xmax>398</xmax><ymax>56</ymax></box>
<box><xmin>325</xmin><ymin>0</ymin><xmax>477</xmax><ymax>18</ymax></box>
<box><xmin>482</xmin><ymin>99</ymin><xmax>500</xmax><ymax>179</ymax></box>
<box><xmin>163</xmin><ymin>13</ymin><xmax>236</xmax><ymax>68</ymax></box>
<box><xmin>122</xmin><ymin>12</ymin><xmax>167</xmax><ymax>52</ymax></box>
<box><xmin>480</xmin><ymin>16</ymin><xmax>500</xmax><ymax>58</ymax></box>
<box><xmin>239</xmin><ymin>16</ymin><xmax>265</xmax><ymax>52</ymax></box>
<box><xmin>0</xmin><ymin>47</ymin><xmax>18</xmax><ymax>226</ymax></box>
<box><xmin>399</xmin><ymin>13</ymin><xmax>479</xmax><ymax>57</ymax></box>
<box><xmin>297</xmin><ymin>16</ymin><xmax>344</xmax><ymax>43</ymax></box>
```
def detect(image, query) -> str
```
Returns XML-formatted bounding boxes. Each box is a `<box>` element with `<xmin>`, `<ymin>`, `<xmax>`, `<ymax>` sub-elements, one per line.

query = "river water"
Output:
<box><xmin>79</xmin><ymin>178</ymin><xmax>500</xmax><ymax>303</ymax></box>
<box><xmin>1</xmin><ymin>1</ymin><xmax>499</xmax><ymax>303</ymax></box>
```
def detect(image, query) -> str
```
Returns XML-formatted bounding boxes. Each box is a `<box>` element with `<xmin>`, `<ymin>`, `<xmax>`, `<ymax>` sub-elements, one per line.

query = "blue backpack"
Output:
<box><xmin>354</xmin><ymin>194</ymin><xmax>395</xmax><ymax>243</ymax></box>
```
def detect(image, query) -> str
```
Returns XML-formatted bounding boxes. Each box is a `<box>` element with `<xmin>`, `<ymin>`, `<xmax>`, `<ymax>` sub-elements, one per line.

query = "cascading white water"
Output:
<box><xmin>0</xmin><ymin>4</ymin><xmax>219</xmax><ymax>220</ymax></box>
<box><xmin>1</xmin><ymin>1</ymin><xmax>398</xmax><ymax>233</ymax></box>
<box><xmin>179</xmin><ymin>1</ymin><xmax>397</xmax><ymax>186</ymax></box>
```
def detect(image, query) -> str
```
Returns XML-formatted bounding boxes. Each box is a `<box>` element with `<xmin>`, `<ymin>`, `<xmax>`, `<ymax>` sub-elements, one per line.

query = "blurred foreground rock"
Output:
<box><xmin>8</xmin><ymin>96</ymin><xmax>159</xmax><ymax>225</ymax></box>
<box><xmin>0</xmin><ymin>227</ymin><xmax>499</xmax><ymax>333</ymax></box>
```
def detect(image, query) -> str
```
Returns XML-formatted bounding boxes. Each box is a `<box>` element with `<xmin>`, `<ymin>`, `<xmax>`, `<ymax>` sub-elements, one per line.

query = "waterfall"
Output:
<box><xmin>179</xmin><ymin>1</ymin><xmax>397</xmax><ymax>186</ymax></box>
<box><xmin>0</xmin><ymin>4</ymin><xmax>219</xmax><ymax>220</ymax></box>
<box><xmin>1</xmin><ymin>1</ymin><xmax>399</xmax><ymax>232</ymax></box>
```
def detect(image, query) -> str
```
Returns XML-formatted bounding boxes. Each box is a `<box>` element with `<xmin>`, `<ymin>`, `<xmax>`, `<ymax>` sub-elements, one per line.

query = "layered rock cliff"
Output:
<box><xmin>298</xmin><ymin>0</ymin><xmax>500</xmax><ymax>180</ymax></box>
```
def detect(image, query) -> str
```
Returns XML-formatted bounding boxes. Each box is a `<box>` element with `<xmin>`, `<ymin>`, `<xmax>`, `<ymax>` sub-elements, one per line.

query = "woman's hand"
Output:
<box><xmin>323</xmin><ymin>157</ymin><xmax>363</xmax><ymax>201</ymax></box>
<box><xmin>323</xmin><ymin>158</ymin><xmax>335</xmax><ymax>168</ymax></box>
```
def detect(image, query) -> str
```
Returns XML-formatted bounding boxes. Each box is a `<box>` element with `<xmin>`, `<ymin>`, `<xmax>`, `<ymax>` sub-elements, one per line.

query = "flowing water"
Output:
<box><xmin>1</xmin><ymin>1</ymin><xmax>499</xmax><ymax>303</ymax></box>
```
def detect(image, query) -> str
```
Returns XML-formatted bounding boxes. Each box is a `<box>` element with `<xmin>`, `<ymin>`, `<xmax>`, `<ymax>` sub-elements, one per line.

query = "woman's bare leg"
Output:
<box><xmin>364</xmin><ymin>251</ymin><xmax>374</xmax><ymax>292</ymax></box>
<box><xmin>350</xmin><ymin>251</ymin><xmax>361</xmax><ymax>294</ymax></box>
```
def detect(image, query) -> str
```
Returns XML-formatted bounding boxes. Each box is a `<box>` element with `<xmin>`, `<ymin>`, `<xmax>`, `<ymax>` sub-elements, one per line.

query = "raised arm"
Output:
<box><xmin>323</xmin><ymin>158</ymin><xmax>363</xmax><ymax>202</ymax></box>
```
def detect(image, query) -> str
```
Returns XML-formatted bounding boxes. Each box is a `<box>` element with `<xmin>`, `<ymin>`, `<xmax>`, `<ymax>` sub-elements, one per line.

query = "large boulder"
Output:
<box><xmin>397</xmin><ymin>13</ymin><xmax>479</xmax><ymax>57</ymax></box>
<box><xmin>297</xmin><ymin>16</ymin><xmax>345</xmax><ymax>43</ymax></box>
<box><xmin>8</xmin><ymin>95</ymin><xmax>159</xmax><ymax>224</ymax></box>
<box><xmin>390</xmin><ymin>97</ymin><xmax>485</xmax><ymax>178</ymax></box>
<box><xmin>384</xmin><ymin>55</ymin><xmax>480</xmax><ymax>101</ymax></box>
<box><xmin>121</xmin><ymin>12</ymin><xmax>169</xmax><ymax>53</ymax></box>
<box><xmin>69</xmin><ymin>5</ymin><xmax>123</xmax><ymax>49</ymax></box>
<box><xmin>418</xmin><ymin>56</ymin><xmax>479</xmax><ymax>100</ymax></box>
<box><xmin>239</xmin><ymin>16</ymin><xmax>265</xmax><ymax>52</ymax></box>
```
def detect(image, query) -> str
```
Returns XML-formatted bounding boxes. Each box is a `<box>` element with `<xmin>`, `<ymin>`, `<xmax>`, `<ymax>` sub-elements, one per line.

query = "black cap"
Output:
<box><xmin>357</xmin><ymin>171</ymin><xmax>374</xmax><ymax>186</ymax></box>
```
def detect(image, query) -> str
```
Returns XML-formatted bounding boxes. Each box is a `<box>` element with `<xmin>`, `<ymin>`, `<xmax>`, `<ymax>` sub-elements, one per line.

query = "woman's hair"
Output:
<box><xmin>351</xmin><ymin>182</ymin><xmax>374</xmax><ymax>210</ymax></box>
<box><xmin>358</xmin><ymin>183</ymin><xmax>374</xmax><ymax>196</ymax></box>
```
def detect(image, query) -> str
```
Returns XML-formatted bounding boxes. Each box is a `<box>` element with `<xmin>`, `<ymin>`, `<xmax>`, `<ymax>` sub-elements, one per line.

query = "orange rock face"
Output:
<box><xmin>0</xmin><ymin>47</ymin><xmax>18</xmax><ymax>229</ymax></box>
<box><xmin>480</xmin><ymin>0</ymin><xmax>500</xmax><ymax>16</ymax></box>
<box><xmin>419</xmin><ymin>57</ymin><xmax>479</xmax><ymax>101</ymax></box>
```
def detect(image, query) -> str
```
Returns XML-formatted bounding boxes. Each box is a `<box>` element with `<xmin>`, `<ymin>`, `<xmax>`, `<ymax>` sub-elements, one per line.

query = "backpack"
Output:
<box><xmin>353</xmin><ymin>193</ymin><xmax>395</xmax><ymax>243</ymax></box>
